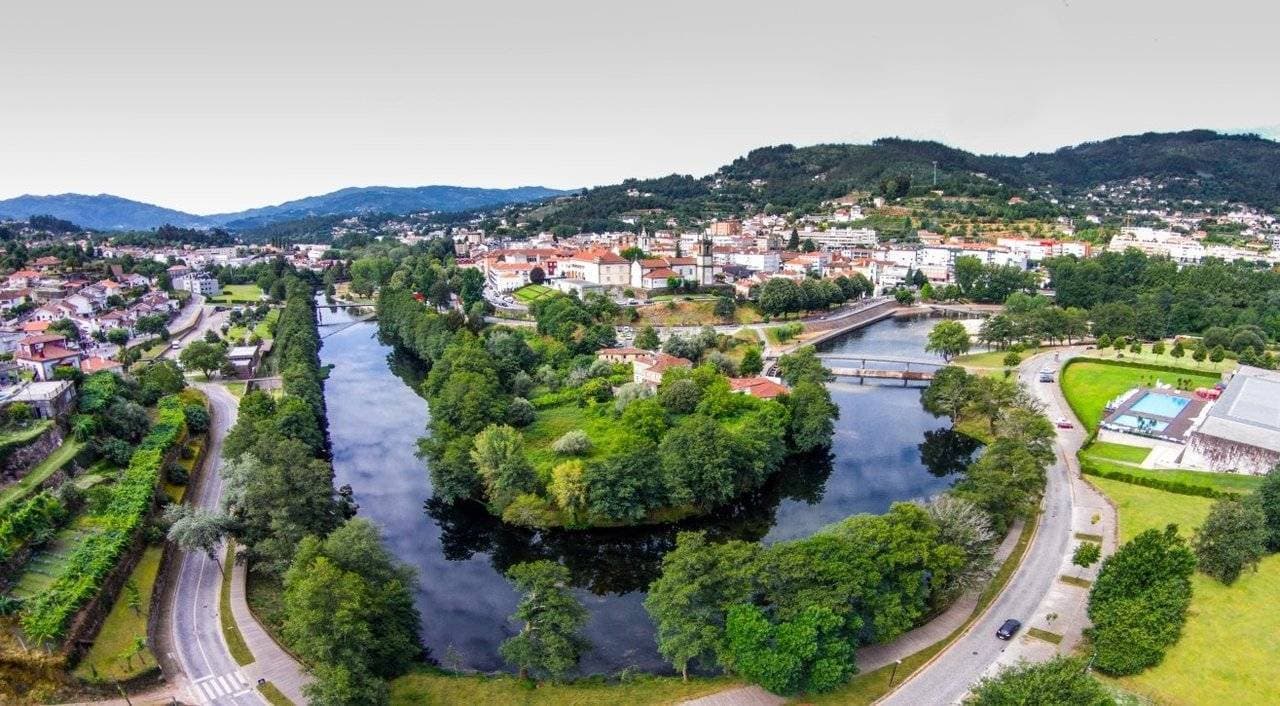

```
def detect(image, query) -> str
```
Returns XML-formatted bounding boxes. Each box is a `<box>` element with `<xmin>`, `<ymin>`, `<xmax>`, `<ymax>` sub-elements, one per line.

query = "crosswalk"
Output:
<box><xmin>192</xmin><ymin>671</ymin><xmax>252</xmax><ymax>703</ymax></box>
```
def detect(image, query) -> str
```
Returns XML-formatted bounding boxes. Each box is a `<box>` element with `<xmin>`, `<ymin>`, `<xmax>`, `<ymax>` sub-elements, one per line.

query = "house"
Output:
<box><xmin>174</xmin><ymin>272</ymin><xmax>221</xmax><ymax>297</ymax></box>
<box><xmin>227</xmin><ymin>344</ymin><xmax>262</xmax><ymax>378</ymax></box>
<box><xmin>729</xmin><ymin>376</ymin><xmax>791</xmax><ymax>399</ymax></box>
<box><xmin>560</xmin><ymin>249</ymin><xmax>631</xmax><ymax>287</ymax></box>
<box><xmin>14</xmin><ymin>334</ymin><xmax>82</xmax><ymax>381</ymax></box>
<box><xmin>0</xmin><ymin>289</ymin><xmax>32</xmax><ymax>311</ymax></box>
<box><xmin>632</xmin><ymin>353</ymin><xmax>692</xmax><ymax>386</ymax></box>
<box><xmin>31</xmin><ymin>256</ymin><xmax>62</xmax><ymax>272</ymax></box>
<box><xmin>80</xmin><ymin>356</ymin><xmax>124</xmax><ymax>375</ymax></box>
<box><xmin>7</xmin><ymin>270</ymin><xmax>41</xmax><ymax>289</ymax></box>
<box><xmin>597</xmin><ymin>347</ymin><xmax>654</xmax><ymax>364</ymax></box>
<box><xmin>6</xmin><ymin>379</ymin><xmax>77</xmax><ymax>418</ymax></box>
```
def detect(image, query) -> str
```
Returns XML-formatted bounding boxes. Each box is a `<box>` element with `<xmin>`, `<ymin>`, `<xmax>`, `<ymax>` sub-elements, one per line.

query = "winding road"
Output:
<box><xmin>167</xmin><ymin>382</ymin><xmax>264</xmax><ymax>705</ymax></box>
<box><xmin>881</xmin><ymin>348</ymin><xmax>1103</xmax><ymax>705</ymax></box>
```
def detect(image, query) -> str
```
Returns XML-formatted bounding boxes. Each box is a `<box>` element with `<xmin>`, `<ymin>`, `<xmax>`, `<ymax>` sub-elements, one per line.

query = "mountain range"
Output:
<box><xmin>0</xmin><ymin>185</ymin><xmax>568</xmax><ymax>231</ymax></box>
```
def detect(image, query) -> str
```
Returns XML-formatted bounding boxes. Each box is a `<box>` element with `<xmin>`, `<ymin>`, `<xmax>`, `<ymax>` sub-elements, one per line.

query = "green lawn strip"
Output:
<box><xmin>73</xmin><ymin>545</ymin><xmax>163</xmax><ymax>682</ymax></box>
<box><xmin>1026</xmin><ymin>627</ymin><xmax>1064</xmax><ymax>644</ymax></box>
<box><xmin>954</xmin><ymin>347</ymin><xmax>1047</xmax><ymax>368</ymax></box>
<box><xmin>224</xmin><ymin>382</ymin><xmax>247</xmax><ymax>399</ymax></box>
<box><xmin>208</xmin><ymin>284</ymin><xmax>265</xmax><ymax>304</ymax></box>
<box><xmin>1081</xmin><ymin>345</ymin><xmax>1237</xmax><ymax>373</ymax></box>
<box><xmin>258</xmin><ymin>681</ymin><xmax>295</xmax><ymax>706</ymax></box>
<box><xmin>1073</xmin><ymin>532</ymin><xmax>1104</xmax><ymax>543</ymax></box>
<box><xmin>1083</xmin><ymin>441</ymin><xmax>1150</xmax><ymax>464</ymax></box>
<box><xmin>805</xmin><ymin>512</ymin><xmax>1037</xmax><ymax>704</ymax></box>
<box><xmin>0</xmin><ymin>438</ymin><xmax>85</xmax><ymax>512</ymax></box>
<box><xmin>512</xmin><ymin>284</ymin><xmax>556</xmax><ymax>304</ymax></box>
<box><xmin>0</xmin><ymin>419</ymin><xmax>54</xmax><ymax>452</ymax></box>
<box><xmin>521</xmin><ymin>401</ymin><xmax>634</xmax><ymax>477</ymax></box>
<box><xmin>1091</xmin><ymin>477</ymin><xmax>1213</xmax><ymax>543</ymax></box>
<box><xmin>220</xmin><ymin>543</ymin><xmax>254</xmax><ymax>666</ymax></box>
<box><xmin>390</xmin><ymin>668</ymin><xmax>736</xmax><ymax>706</ymax></box>
<box><xmin>1058</xmin><ymin>575</ymin><xmax>1092</xmax><ymax>589</ymax></box>
<box><xmin>1094</xmin><ymin>477</ymin><xmax>1280</xmax><ymax>705</ymax></box>
<box><xmin>1082</xmin><ymin>457</ymin><xmax>1263</xmax><ymax>494</ymax></box>
<box><xmin>1060</xmin><ymin>360</ymin><xmax>1221</xmax><ymax>431</ymax></box>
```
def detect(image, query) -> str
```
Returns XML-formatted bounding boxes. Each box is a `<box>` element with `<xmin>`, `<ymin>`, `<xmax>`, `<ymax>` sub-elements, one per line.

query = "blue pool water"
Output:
<box><xmin>1129</xmin><ymin>392</ymin><xmax>1190</xmax><ymax>418</ymax></box>
<box><xmin>1112</xmin><ymin>414</ymin><xmax>1169</xmax><ymax>432</ymax></box>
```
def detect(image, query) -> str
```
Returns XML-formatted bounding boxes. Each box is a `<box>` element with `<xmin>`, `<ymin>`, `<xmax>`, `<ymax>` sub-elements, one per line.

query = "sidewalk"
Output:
<box><xmin>228</xmin><ymin>552</ymin><xmax>311</xmax><ymax>704</ymax></box>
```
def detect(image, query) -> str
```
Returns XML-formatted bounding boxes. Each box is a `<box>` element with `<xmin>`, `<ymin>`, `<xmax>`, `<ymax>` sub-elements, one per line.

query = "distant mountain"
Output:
<box><xmin>208</xmin><ymin>185</ymin><xmax>568</xmax><ymax>230</ymax></box>
<box><xmin>0</xmin><ymin>193</ymin><xmax>212</xmax><ymax>231</ymax></box>
<box><xmin>0</xmin><ymin>185</ymin><xmax>568</xmax><ymax>232</ymax></box>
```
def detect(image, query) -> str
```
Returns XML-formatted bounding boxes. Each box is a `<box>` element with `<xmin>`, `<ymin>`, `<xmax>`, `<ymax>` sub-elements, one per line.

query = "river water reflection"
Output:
<box><xmin>317</xmin><ymin>305</ymin><xmax>968</xmax><ymax>674</ymax></box>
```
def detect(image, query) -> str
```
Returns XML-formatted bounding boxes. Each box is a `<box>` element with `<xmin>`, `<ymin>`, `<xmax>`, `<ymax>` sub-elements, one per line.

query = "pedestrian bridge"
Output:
<box><xmin>814</xmin><ymin>353</ymin><xmax>946</xmax><ymax>369</ymax></box>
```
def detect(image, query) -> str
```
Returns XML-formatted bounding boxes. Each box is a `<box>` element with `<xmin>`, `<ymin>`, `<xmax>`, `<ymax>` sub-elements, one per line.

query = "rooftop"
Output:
<box><xmin>1194</xmin><ymin>366</ymin><xmax>1280</xmax><ymax>453</ymax></box>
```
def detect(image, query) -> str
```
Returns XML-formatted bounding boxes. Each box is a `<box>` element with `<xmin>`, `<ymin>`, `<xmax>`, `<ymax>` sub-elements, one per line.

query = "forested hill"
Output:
<box><xmin>526</xmin><ymin>131</ymin><xmax>1280</xmax><ymax>233</ymax></box>
<box><xmin>0</xmin><ymin>185</ymin><xmax>567</xmax><ymax>232</ymax></box>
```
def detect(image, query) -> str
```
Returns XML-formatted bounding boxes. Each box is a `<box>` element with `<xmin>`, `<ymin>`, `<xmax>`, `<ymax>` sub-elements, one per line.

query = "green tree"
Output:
<box><xmin>179</xmin><ymin>340</ymin><xmax>230</xmax><ymax>378</ymax></box>
<box><xmin>714</xmin><ymin>297</ymin><xmax>737</xmax><ymax>320</ymax></box>
<box><xmin>786</xmin><ymin>381</ymin><xmax>837</xmax><ymax>452</ymax></box>
<box><xmin>1209</xmin><ymin>345</ymin><xmax>1226</xmax><ymax>363</ymax></box>
<box><xmin>925</xmin><ymin>320</ymin><xmax>972</xmax><ymax>362</ymax></box>
<box><xmin>723</xmin><ymin>603</ymin><xmax>853</xmax><ymax>695</ymax></box>
<box><xmin>106</xmin><ymin>327</ymin><xmax>130</xmax><ymax>346</ymax></box>
<box><xmin>660</xmin><ymin>415</ymin><xmax>741</xmax><ymax>509</ymax></box>
<box><xmin>1072</xmin><ymin>542</ymin><xmax>1101</xmax><ymax>573</ymax></box>
<box><xmin>471</xmin><ymin>424</ymin><xmax>538</xmax><ymax>512</ymax></box>
<box><xmin>584</xmin><ymin>439</ymin><xmax>666</xmax><ymax>522</ymax></box>
<box><xmin>1087</xmin><ymin>525</ymin><xmax>1195</xmax><ymax>676</ymax></box>
<box><xmin>739</xmin><ymin>347</ymin><xmax>764</xmax><ymax>376</ymax></box>
<box><xmin>776</xmin><ymin>346</ymin><xmax>832</xmax><ymax>386</ymax></box>
<box><xmin>165</xmin><ymin>505</ymin><xmax>232</xmax><ymax>574</ymax></box>
<box><xmin>499</xmin><ymin>561</ymin><xmax>589</xmax><ymax>682</ymax></box>
<box><xmin>635</xmin><ymin>325</ymin><xmax>661</xmax><ymax>350</ymax></box>
<box><xmin>1170</xmin><ymin>340</ymin><xmax>1185</xmax><ymax>359</ymax></box>
<box><xmin>965</xmin><ymin>656</ymin><xmax>1114</xmax><ymax>706</ymax></box>
<box><xmin>1193</xmin><ymin>497</ymin><xmax>1268</xmax><ymax>584</ymax></box>
<box><xmin>1257</xmin><ymin>465</ymin><xmax>1280</xmax><ymax>551</ymax></box>
<box><xmin>644</xmin><ymin>532</ymin><xmax>760</xmax><ymax>679</ymax></box>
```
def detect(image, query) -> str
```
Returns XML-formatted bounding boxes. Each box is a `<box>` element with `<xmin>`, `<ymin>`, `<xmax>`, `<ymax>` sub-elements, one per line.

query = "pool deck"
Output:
<box><xmin>1101</xmin><ymin>388</ymin><xmax>1206</xmax><ymax>442</ymax></box>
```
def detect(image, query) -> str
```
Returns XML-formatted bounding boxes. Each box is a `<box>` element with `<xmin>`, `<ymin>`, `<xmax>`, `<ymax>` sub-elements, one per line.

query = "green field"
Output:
<box><xmin>521</xmin><ymin>401</ymin><xmax>633</xmax><ymax>477</ymax></box>
<box><xmin>512</xmin><ymin>284</ymin><xmax>557</xmax><ymax>304</ymax></box>
<box><xmin>1083</xmin><ymin>441</ymin><xmax>1151</xmax><ymax>465</ymax></box>
<box><xmin>11</xmin><ymin>525</ymin><xmax>100</xmax><ymax>598</ymax></box>
<box><xmin>73</xmin><ymin>545</ymin><xmax>163</xmax><ymax>682</ymax></box>
<box><xmin>1091</xmin><ymin>476</ymin><xmax>1280</xmax><ymax>705</ymax></box>
<box><xmin>227</xmin><ymin>308</ymin><xmax>280</xmax><ymax>343</ymax></box>
<box><xmin>1085</xmin><ymin>458</ymin><xmax>1265</xmax><ymax>495</ymax></box>
<box><xmin>1060</xmin><ymin>360</ymin><xmax>1221</xmax><ymax>431</ymax></box>
<box><xmin>954</xmin><ymin>347</ymin><xmax>1048</xmax><ymax>368</ymax></box>
<box><xmin>0</xmin><ymin>437</ymin><xmax>85</xmax><ymax>512</ymax></box>
<box><xmin>209</xmin><ymin>284</ymin><xmax>265</xmax><ymax>303</ymax></box>
<box><xmin>1082</xmin><ymin>343</ymin><xmax>1238</xmax><ymax>373</ymax></box>
<box><xmin>390</xmin><ymin>670</ymin><xmax>735</xmax><ymax>706</ymax></box>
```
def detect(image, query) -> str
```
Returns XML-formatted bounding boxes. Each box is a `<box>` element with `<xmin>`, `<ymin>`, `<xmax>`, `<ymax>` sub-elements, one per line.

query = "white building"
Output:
<box><xmin>174</xmin><ymin>272</ymin><xmax>221</xmax><ymax>297</ymax></box>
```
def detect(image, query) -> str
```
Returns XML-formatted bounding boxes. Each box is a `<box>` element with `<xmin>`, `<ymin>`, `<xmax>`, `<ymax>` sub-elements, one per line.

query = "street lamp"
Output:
<box><xmin>888</xmin><ymin>658</ymin><xmax>903</xmax><ymax>686</ymax></box>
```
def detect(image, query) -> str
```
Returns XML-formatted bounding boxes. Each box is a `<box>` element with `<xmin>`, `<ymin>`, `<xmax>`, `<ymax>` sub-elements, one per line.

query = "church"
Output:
<box><xmin>629</xmin><ymin>238</ymin><xmax>717</xmax><ymax>290</ymax></box>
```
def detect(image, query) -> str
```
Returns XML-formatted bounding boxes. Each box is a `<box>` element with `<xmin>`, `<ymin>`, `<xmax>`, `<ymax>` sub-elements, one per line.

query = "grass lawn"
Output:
<box><xmin>522</xmin><ymin>401</ymin><xmax>633</xmax><ymax>477</ymax></box>
<box><xmin>0</xmin><ymin>419</ymin><xmax>53</xmax><ymax>451</ymax></box>
<box><xmin>1083</xmin><ymin>441</ymin><xmax>1150</xmax><ymax>465</ymax></box>
<box><xmin>209</xmin><ymin>284</ymin><xmax>265</xmax><ymax>304</ymax></box>
<box><xmin>389</xmin><ymin>670</ymin><xmax>736</xmax><ymax>706</ymax></box>
<box><xmin>227</xmin><ymin>308</ymin><xmax>280</xmax><ymax>343</ymax></box>
<box><xmin>258</xmin><ymin>681</ymin><xmax>295</xmax><ymax>706</ymax></box>
<box><xmin>0</xmin><ymin>437</ymin><xmax>85</xmax><ymax>512</ymax></box>
<box><xmin>1082</xmin><ymin>344</ymin><xmax>1237</xmax><ymax>373</ymax></box>
<box><xmin>1083</xmin><ymin>457</ymin><xmax>1264</xmax><ymax>494</ymax></box>
<box><xmin>1060</xmin><ymin>360</ymin><xmax>1221</xmax><ymax>431</ymax></box>
<box><xmin>73</xmin><ymin>545</ymin><xmax>163</xmax><ymax>682</ymax></box>
<box><xmin>512</xmin><ymin>284</ymin><xmax>557</xmax><ymax>304</ymax></box>
<box><xmin>222</xmin><ymin>543</ymin><xmax>254</xmax><ymax>666</ymax></box>
<box><xmin>224</xmin><ymin>381</ymin><xmax>247</xmax><ymax>399</ymax></box>
<box><xmin>954</xmin><ymin>347</ymin><xmax>1048</xmax><ymax>368</ymax></box>
<box><xmin>1092</xmin><ymin>475</ymin><xmax>1280</xmax><ymax>705</ymax></box>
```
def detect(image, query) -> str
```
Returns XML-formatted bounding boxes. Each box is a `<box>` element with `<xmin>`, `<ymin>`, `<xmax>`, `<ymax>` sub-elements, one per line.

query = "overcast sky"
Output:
<box><xmin>2</xmin><ymin>0</ymin><xmax>1277</xmax><ymax>214</ymax></box>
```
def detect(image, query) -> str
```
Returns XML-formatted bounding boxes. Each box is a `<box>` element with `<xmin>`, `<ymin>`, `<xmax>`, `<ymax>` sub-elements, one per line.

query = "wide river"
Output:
<box><xmin>316</xmin><ymin>305</ymin><xmax>970</xmax><ymax>674</ymax></box>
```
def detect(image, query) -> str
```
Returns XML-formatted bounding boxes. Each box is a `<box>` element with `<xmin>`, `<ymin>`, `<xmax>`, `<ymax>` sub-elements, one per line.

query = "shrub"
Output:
<box><xmin>184</xmin><ymin>404</ymin><xmax>210</xmax><ymax>434</ymax></box>
<box><xmin>659</xmin><ymin>378</ymin><xmax>701</xmax><ymax>414</ymax></box>
<box><xmin>1002</xmin><ymin>351</ymin><xmax>1022</xmax><ymax>368</ymax></box>
<box><xmin>507</xmin><ymin>397</ymin><xmax>536</xmax><ymax>427</ymax></box>
<box><xmin>552</xmin><ymin>430</ymin><xmax>592</xmax><ymax>456</ymax></box>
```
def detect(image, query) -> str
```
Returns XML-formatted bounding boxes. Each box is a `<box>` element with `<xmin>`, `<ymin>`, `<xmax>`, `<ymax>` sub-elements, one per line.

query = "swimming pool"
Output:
<box><xmin>1129</xmin><ymin>392</ymin><xmax>1190</xmax><ymax>418</ymax></box>
<box><xmin>1111</xmin><ymin>414</ymin><xmax>1169</xmax><ymax>433</ymax></box>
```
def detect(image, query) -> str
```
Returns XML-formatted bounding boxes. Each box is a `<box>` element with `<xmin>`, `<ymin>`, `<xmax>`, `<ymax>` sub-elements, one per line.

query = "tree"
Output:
<box><xmin>660</xmin><ymin>415</ymin><xmax>741</xmax><ymax>509</ymax></box>
<box><xmin>106</xmin><ymin>327</ymin><xmax>130</xmax><ymax>346</ymax></box>
<box><xmin>965</xmin><ymin>657</ymin><xmax>1115</xmax><ymax>706</ymax></box>
<box><xmin>894</xmin><ymin>288</ymin><xmax>915</xmax><ymax>305</ymax></box>
<box><xmin>659</xmin><ymin>377</ymin><xmax>702</xmax><ymax>414</ymax></box>
<box><xmin>925</xmin><ymin>495</ymin><xmax>995</xmax><ymax>596</ymax></box>
<box><xmin>1002</xmin><ymin>351</ymin><xmax>1021</xmax><ymax>369</ymax></box>
<box><xmin>920</xmin><ymin>366</ymin><xmax>972</xmax><ymax>419</ymax></box>
<box><xmin>635</xmin><ymin>325</ymin><xmax>661</xmax><ymax>350</ymax></box>
<box><xmin>552</xmin><ymin>429</ymin><xmax>592</xmax><ymax>456</ymax></box>
<box><xmin>1170</xmin><ymin>340</ymin><xmax>1186</xmax><ymax>359</ymax></box>
<box><xmin>925</xmin><ymin>320</ymin><xmax>972</xmax><ymax>362</ymax></box>
<box><xmin>48</xmin><ymin>318</ymin><xmax>80</xmax><ymax>341</ymax></box>
<box><xmin>499</xmin><ymin>561</ymin><xmax>589</xmax><ymax>682</ymax></box>
<box><xmin>548</xmin><ymin>461</ymin><xmax>588</xmax><ymax>526</ymax></box>
<box><xmin>759</xmin><ymin>278</ymin><xmax>803</xmax><ymax>317</ymax></box>
<box><xmin>954</xmin><ymin>256</ymin><xmax>985</xmax><ymax>297</ymax></box>
<box><xmin>529</xmin><ymin>266</ymin><xmax>546</xmax><ymax>284</ymax></box>
<box><xmin>1209</xmin><ymin>345</ymin><xmax>1226</xmax><ymax>363</ymax></box>
<box><xmin>714</xmin><ymin>297</ymin><xmax>737</xmax><ymax>320</ymax></box>
<box><xmin>645</xmin><ymin>532</ymin><xmax>760</xmax><ymax>679</ymax></box>
<box><xmin>1087</xmin><ymin>525</ymin><xmax>1195</xmax><ymax>675</ymax></box>
<box><xmin>776</xmin><ymin>347</ymin><xmax>832</xmax><ymax>386</ymax></box>
<box><xmin>739</xmin><ymin>347</ymin><xmax>764</xmax><ymax>376</ymax></box>
<box><xmin>165</xmin><ymin>505</ymin><xmax>232</xmax><ymax>574</ymax></box>
<box><xmin>723</xmin><ymin>603</ymin><xmax>853</xmax><ymax>695</ymax></box>
<box><xmin>471</xmin><ymin>424</ymin><xmax>538</xmax><ymax>511</ymax></box>
<box><xmin>1152</xmin><ymin>340</ymin><xmax>1166</xmax><ymax>356</ymax></box>
<box><xmin>1193</xmin><ymin>497</ymin><xmax>1268</xmax><ymax>584</ymax></box>
<box><xmin>180</xmin><ymin>340</ymin><xmax>230</xmax><ymax>378</ymax></box>
<box><xmin>786</xmin><ymin>381</ymin><xmax>837</xmax><ymax>452</ymax></box>
<box><xmin>135</xmin><ymin>313</ymin><xmax>170</xmax><ymax>339</ymax></box>
<box><xmin>1257</xmin><ymin>466</ymin><xmax>1280</xmax><ymax>551</ymax></box>
<box><xmin>1192</xmin><ymin>343</ymin><xmax>1208</xmax><ymax>362</ymax></box>
<box><xmin>1072</xmin><ymin>542</ymin><xmax>1101</xmax><ymax>573</ymax></box>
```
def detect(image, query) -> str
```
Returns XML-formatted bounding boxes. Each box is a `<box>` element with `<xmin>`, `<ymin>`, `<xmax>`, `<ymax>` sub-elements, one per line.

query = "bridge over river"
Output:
<box><xmin>814</xmin><ymin>353</ymin><xmax>946</xmax><ymax>383</ymax></box>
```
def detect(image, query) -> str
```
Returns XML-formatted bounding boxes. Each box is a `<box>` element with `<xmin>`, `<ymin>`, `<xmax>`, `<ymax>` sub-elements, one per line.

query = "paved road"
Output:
<box><xmin>882</xmin><ymin>349</ymin><xmax>1085</xmax><ymax>705</ymax></box>
<box><xmin>169</xmin><ymin>383</ymin><xmax>264</xmax><ymax>706</ymax></box>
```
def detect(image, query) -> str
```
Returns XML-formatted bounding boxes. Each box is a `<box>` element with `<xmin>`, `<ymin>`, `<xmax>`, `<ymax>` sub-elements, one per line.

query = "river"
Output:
<box><xmin>316</xmin><ymin>305</ymin><xmax>970</xmax><ymax>674</ymax></box>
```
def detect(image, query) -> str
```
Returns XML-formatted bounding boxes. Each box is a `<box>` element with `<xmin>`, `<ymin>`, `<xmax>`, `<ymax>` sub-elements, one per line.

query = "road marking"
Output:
<box><xmin>194</xmin><ymin>671</ymin><xmax>250</xmax><ymax>703</ymax></box>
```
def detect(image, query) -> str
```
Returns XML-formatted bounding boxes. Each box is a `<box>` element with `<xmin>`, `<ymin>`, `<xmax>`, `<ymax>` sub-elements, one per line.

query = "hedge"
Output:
<box><xmin>0</xmin><ymin>491</ymin><xmax>67</xmax><ymax>565</ymax></box>
<box><xmin>1080</xmin><ymin>461</ymin><xmax>1242</xmax><ymax>501</ymax></box>
<box><xmin>18</xmin><ymin>396</ymin><xmax>187</xmax><ymax>642</ymax></box>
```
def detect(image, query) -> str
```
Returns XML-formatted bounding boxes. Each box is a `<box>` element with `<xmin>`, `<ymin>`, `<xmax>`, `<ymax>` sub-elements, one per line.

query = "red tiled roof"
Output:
<box><xmin>729</xmin><ymin>377</ymin><xmax>790</xmax><ymax>399</ymax></box>
<box><xmin>571</xmin><ymin>249</ymin><xmax>628</xmax><ymax>265</ymax></box>
<box><xmin>642</xmin><ymin>268</ymin><xmax>681</xmax><ymax>281</ymax></box>
<box><xmin>20</xmin><ymin>333</ymin><xmax>67</xmax><ymax>345</ymax></box>
<box><xmin>18</xmin><ymin>343</ymin><xmax>79</xmax><ymax>362</ymax></box>
<box><xmin>81</xmin><ymin>356</ymin><xmax>123</xmax><ymax>373</ymax></box>
<box><xmin>599</xmin><ymin>347</ymin><xmax>649</xmax><ymax>356</ymax></box>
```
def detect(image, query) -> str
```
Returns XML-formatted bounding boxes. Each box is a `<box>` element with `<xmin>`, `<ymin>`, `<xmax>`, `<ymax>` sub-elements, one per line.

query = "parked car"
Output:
<box><xmin>1038</xmin><ymin>369</ymin><xmax>1055</xmax><ymax>382</ymax></box>
<box><xmin>1055</xmin><ymin>418</ymin><xmax>1074</xmax><ymax>429</ymax></box>
<box><xmin>996</xmin><ymin>618</ymin><xmax>1022</xmax><ymax>640</ymax></box>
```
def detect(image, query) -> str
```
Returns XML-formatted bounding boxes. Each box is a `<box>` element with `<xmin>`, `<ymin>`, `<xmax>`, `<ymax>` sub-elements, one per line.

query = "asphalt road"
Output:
<box><xmin>169</xmin><ymin>382</ymin><xmax>264</xmax><ymax>706</ymax></box>
<box><xmin>882</xmin><ymin>349</ymin><xmax>1084</xmax><ymax>705</ymax></box>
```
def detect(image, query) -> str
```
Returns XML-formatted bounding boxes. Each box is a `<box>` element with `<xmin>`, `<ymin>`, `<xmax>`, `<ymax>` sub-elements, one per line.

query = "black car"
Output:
<box><xmin>996</xmin><ymin>618</ymin><xmax>1022</xmax><ymax>640</ymax></box>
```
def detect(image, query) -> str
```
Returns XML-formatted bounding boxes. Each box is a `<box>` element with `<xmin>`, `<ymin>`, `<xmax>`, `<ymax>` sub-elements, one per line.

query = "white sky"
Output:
<box><xmin>2</xmin><ymin>0</ymin><xmax>1277</xmax><ymax>214</ymax></box>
